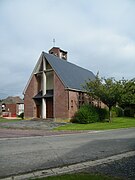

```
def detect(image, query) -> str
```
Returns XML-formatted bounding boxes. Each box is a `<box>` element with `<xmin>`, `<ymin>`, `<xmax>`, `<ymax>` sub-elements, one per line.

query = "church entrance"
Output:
<box><xmin>46</xmin><ymin>97</ymin><xmax>53</xmax><ymax>118</ymax></box>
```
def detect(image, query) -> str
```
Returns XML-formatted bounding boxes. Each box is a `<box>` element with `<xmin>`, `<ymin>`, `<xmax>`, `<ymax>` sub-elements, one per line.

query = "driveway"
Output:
<box><xmin>0</xmin><ymin>119</ymin><xmax>67</xmax><ymax>130</ymax></box>
<box><xmin>0</xmin><ymin>119</ymin><xmax>85</xmax><ymax>138</ymax></box>
<box><xmin>0</xmin><ymin>120</ymin><xmax>88</xmax><ymax>138</ymax></box>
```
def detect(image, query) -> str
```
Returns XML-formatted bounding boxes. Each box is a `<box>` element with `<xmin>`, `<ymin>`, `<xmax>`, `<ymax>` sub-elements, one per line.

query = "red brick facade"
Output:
<box><xmin>24</xmin><ymin>71</ymin><xmax>81</xmax><ymax>120</ymax></box>
<box><xmin>24</xmin><ymin>75</ymin><xmax>38</xmax><ymax>118</ymax></box>
<box><xmin>53</xmin><ymin>73</ymin><xmax>82</xmax><ymax>119</ymax></box>
<box><xmin>68</xmin><ymin>91</ymin><xmax>78</xmax><ymax>119</ymax></box>
<box><xmin>5</xmin><ymin>104</ymin><xmax>16</xmax><ymax>117</ymax></box>
<box><xmin>24</xmin><ymin>71</ymin><xmax>106</xmax><ymax>120</ymax></box>
<box><xmin>53</xmin><ymin>72</ymin><xmax>69</xmax><ymax>119</ymax></box>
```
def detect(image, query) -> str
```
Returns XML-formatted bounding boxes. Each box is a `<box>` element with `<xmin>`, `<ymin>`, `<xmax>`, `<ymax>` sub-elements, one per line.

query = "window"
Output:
<box><xmin>79</xmin><ymin>92</ymin><xmax>84</xmax><ymax>108</ymax></box>
<box><xmin>2</xmin><ymin>104</ymin><xmax>6</xmax><ymax>112</ymax></box>
<box><xmin>71</xmin><ymin>100</ymin><xmax>73</xmax><ymax>108</ymax></box>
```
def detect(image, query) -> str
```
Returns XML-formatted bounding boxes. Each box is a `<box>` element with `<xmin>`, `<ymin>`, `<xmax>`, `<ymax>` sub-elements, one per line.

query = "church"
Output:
<box><xmin>23</xmin><ymin>47</ymin><xmax>96</xmax><ymax>120</ymax></box>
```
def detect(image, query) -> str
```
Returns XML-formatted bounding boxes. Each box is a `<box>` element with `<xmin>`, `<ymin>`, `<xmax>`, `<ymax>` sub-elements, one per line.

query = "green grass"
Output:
<box><xmin>0</xmin><ymin>118</ymin><xmax>22</xmax><ymax>123</ymax></box>
<box><xmin>55</xmin><ymin>117</ymin><xmax>135</xmax><ymax>131</ymax></box>
<box><xmin>33</xmin><ymin>173</ymin><xmax>121</xmax><ymax>180</ymax></box>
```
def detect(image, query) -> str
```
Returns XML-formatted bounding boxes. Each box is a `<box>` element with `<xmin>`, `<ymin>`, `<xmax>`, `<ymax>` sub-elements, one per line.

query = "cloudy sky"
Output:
<box><xmin>0</xmin><ymin>0</ymin><xmax>135</xmax><ymax>99</ymax></box>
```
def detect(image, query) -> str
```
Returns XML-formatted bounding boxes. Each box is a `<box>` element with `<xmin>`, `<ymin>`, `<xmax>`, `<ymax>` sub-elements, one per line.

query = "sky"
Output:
<box><xmin>0</xmin><ymin>0</ymin><xmax>135</xmax><ymax>99</ymax></box>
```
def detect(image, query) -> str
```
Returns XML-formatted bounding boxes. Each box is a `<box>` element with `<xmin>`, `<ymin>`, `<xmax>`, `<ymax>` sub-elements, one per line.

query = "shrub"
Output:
<box><xmin>124</xmin><ymin>107</ymin><xmax>135</xmax><ymax>117</ymax></box>
<box><xmin>111</xmin><ymin>106</ymin><xmax>123</xmax><ymax>117</ymax></box>
<box><xmin>96</xmin><ymin>107</ymin><xmax>109</xmax><ymax>121</ymax></box>
<box><xmin>72</xmin><ymin>104</ymin><xmax>99</xmax><ymax>124</ymax></box>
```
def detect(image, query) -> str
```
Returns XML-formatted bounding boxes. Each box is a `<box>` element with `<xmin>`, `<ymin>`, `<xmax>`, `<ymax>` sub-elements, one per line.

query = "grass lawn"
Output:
<box><xmin>0</xmin><ymin>117</ymin><xmax>22</xmax><ymax>123</ymax></box>
<box><xmin>33</xmin><ymin>173</ymin><xmax>121</xmax><ymax>180</ymax></box>
<box><xmin>55</xmin><ymin>117</ymin><xmax>135</xmax><ymax>131</ymax></box>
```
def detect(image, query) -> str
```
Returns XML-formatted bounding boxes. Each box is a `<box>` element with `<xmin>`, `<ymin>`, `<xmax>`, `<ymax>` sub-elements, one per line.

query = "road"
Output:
<box><xmin>0</xmin><ymin>128</ymin><xmax>135</xmax><ymax>178</ymax></box>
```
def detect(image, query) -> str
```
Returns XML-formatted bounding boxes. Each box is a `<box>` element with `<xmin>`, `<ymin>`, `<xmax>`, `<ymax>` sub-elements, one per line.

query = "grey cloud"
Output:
<box><xmin>0</xmin><ymin>0</ymin><xmax>135</xmax><ymax>98</ymax></box>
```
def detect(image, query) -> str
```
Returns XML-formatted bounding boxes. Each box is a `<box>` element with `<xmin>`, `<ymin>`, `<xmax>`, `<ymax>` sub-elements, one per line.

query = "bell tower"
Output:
<box><xmin>49</xmin><ymin>47</ymin><xmax>67</xmax><ymax>60</ymax></box>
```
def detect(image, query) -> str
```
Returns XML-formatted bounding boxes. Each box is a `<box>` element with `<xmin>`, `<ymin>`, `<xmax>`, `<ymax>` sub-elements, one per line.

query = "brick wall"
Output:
<box><xmin>53</xmin><ymin>73</ymin><xmax>83</xmax><ymax>120</ymax></box>
<box><xmin>24</xmin><ymin>75</ymin><xmax>38</xmax><ymax>118</ymax></box>
<box><xmin>53</xmin><ymin>73</ymin><xmax>69</xmax><ymax>119</ymax></box>
<box><xmin>5</xmin><ymin>104</ymin><xmax>16</xmax><ymax>117</ymax></box>
<box><xmin>68</xmin><ymin>91</ymin><xmax>79</xmax><ymax>119</ymax></box>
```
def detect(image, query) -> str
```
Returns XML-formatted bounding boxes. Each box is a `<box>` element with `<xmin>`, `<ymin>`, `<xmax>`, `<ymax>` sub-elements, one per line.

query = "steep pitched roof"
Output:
<box><xmin>23</xmin><ymin>51</ymin><xmax>95</xmax><ymax>94</ymax></box>
<box><xmin>43</xmin><ymin>52</ymin><xmax>95</xmax><ymax>91</ymax></box>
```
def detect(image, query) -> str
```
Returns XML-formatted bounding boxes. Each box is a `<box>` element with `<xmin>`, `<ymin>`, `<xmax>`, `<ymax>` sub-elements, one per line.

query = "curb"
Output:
<box><xmin>1</xmin><ymin>151</ymin><xmax>135</xmax><ymax>180</ymax></box>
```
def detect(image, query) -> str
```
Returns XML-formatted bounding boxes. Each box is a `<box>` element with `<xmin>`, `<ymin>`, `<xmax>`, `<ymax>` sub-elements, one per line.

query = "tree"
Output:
<box><xmin>119</xmin><ymin>78</ymin><xmax>135</xmax><ymax>116</ymax></box>
<box><xmin>84</xmin><ymin>74</ymin><xmax>121</xmax><ymax>122</ymax></box>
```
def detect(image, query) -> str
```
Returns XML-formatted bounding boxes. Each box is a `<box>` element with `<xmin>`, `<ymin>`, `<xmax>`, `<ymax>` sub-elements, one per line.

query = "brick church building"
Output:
<box><xmin>23</xmin><ymin>47</ymin><xmax>96</xmax><ymax>120</ymax></box>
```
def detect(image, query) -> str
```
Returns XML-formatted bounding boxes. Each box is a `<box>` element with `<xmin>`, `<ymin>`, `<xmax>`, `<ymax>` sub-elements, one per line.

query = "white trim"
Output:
<box><xmin>23</xmin><ymin>52</ymin><xmax>44</xmax><ymax>94</ymax></box>
<box><xmin>42</xmin><ymin>57</ymin><xmax>46</xmax><ymax>96</ymax></box>
<box><xmin>42</xmin><ymin>98</ymin><xmax>46</xmax><ymax>119</ymax></box>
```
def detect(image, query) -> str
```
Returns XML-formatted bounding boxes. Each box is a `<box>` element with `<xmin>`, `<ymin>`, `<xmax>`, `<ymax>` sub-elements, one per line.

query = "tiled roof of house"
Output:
<box><xmin>1</xmin><ymin>96</ymin><xmax>24</xmax><ymax>104</ymax></box>
<box><xmin>43</xmin><ymin>52</ymin><xmax>95</xmax><ymax>91</ymax></box>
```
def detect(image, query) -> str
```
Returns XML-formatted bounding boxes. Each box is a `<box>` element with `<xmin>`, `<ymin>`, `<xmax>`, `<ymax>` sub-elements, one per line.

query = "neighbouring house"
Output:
<box><xmin>0</xmin><ymin>96</ymin><xmax>24</xmax><ymax>117</ymax></box>
<box><xmin>23</xmin><ymin>47</ymin><xmax>105</xmax><ymax>120</ymax></box>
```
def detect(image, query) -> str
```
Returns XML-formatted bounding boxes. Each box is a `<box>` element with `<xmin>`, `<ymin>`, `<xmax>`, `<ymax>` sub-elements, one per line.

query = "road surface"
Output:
<box><xmin>0</xmin><ymin>128</ymin><xmax>135</xmax><ymax>178</ymax></box>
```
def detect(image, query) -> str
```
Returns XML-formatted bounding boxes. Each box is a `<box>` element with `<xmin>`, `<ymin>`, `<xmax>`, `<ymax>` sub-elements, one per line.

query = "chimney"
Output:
<box><xmin>49</xmin><ymin>47</ymin><xmax>67</xmax><ymax>60</ymax></box>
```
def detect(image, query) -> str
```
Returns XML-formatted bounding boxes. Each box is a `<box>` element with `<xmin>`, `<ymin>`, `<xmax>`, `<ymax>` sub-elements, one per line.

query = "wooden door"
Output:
<box><xmin>46</xmin><ymin>98</ymin><xmax>53</xmax><ymax>118</ymax></box>
<box><xmin>36</xmin><ymin>105</ymin><xmax>41</xmax><ymax>118</ymax></box>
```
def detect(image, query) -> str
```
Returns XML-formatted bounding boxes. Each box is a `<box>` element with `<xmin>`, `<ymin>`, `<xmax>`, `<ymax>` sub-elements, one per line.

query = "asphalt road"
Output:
<box><xmin>0</xmin><ymin>128</ymin><xmax>135</xmax><ymax>178</ymax></box>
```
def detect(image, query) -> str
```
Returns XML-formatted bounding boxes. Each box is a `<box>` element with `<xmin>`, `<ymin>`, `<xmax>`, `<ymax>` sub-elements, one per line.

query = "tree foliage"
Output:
<box><xmin>84</xmin><ymin>74</ymin><xmax>121</xmax><ymax>122</ymax></box>
<box><xmin>119</xmin><ymin>78</ymin><xmax>135</xmax><ymax>108</ymax></box>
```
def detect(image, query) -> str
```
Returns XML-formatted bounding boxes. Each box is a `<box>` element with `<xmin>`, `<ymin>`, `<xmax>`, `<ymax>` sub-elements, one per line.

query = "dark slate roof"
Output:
<box><xmin>33</xmin><ymin>91</ymin><xmax>42</xmax><ymax>99</ymax></box>
<box><xmin>43</xmin><ymin>52</ymin><xmax>95</xmax><ymax>91</ymax></box>
<box><xmin>33</xmin><ymin>90</ymin><xmax>53</xmax><ymax>99</ymax></box>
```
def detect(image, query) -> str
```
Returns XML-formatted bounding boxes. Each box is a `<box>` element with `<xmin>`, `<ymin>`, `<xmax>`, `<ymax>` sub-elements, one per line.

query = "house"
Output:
<box><xmin>0</xmin><ymin>96</ymin><xmax>24</xmax><ymax>117</ymax></box>
<box><xmin>23</xmin><ymin>47</ymin><xmax>98</xmax><ymax>120</ymax></box>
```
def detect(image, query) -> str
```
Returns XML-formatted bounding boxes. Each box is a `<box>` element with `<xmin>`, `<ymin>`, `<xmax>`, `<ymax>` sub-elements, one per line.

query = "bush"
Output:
<box><xmin>124</xmin><ymin>107</ymin><xmax>135</xmax><ymax>117</ymax></box>
<box><xmin>111</xmin><ymin>106</ymin><xmax>123</xmax><ymax>117</ymax></box>
<box><xmin>72</xmin><ymin>104</ymin><xmax>99</xmax><ymax>124</ymax></box>
<box><xmin>96</xmin><ymin>107</ymin><xmax>109</xmax><ymax>121</ymax></box>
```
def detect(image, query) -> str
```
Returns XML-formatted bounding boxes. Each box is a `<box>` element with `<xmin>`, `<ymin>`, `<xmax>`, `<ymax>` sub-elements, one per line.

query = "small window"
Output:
<box><xmin>71</xmin><ymin>100</ymin><xmax>73</xmax><ymax>108</ymax></box>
